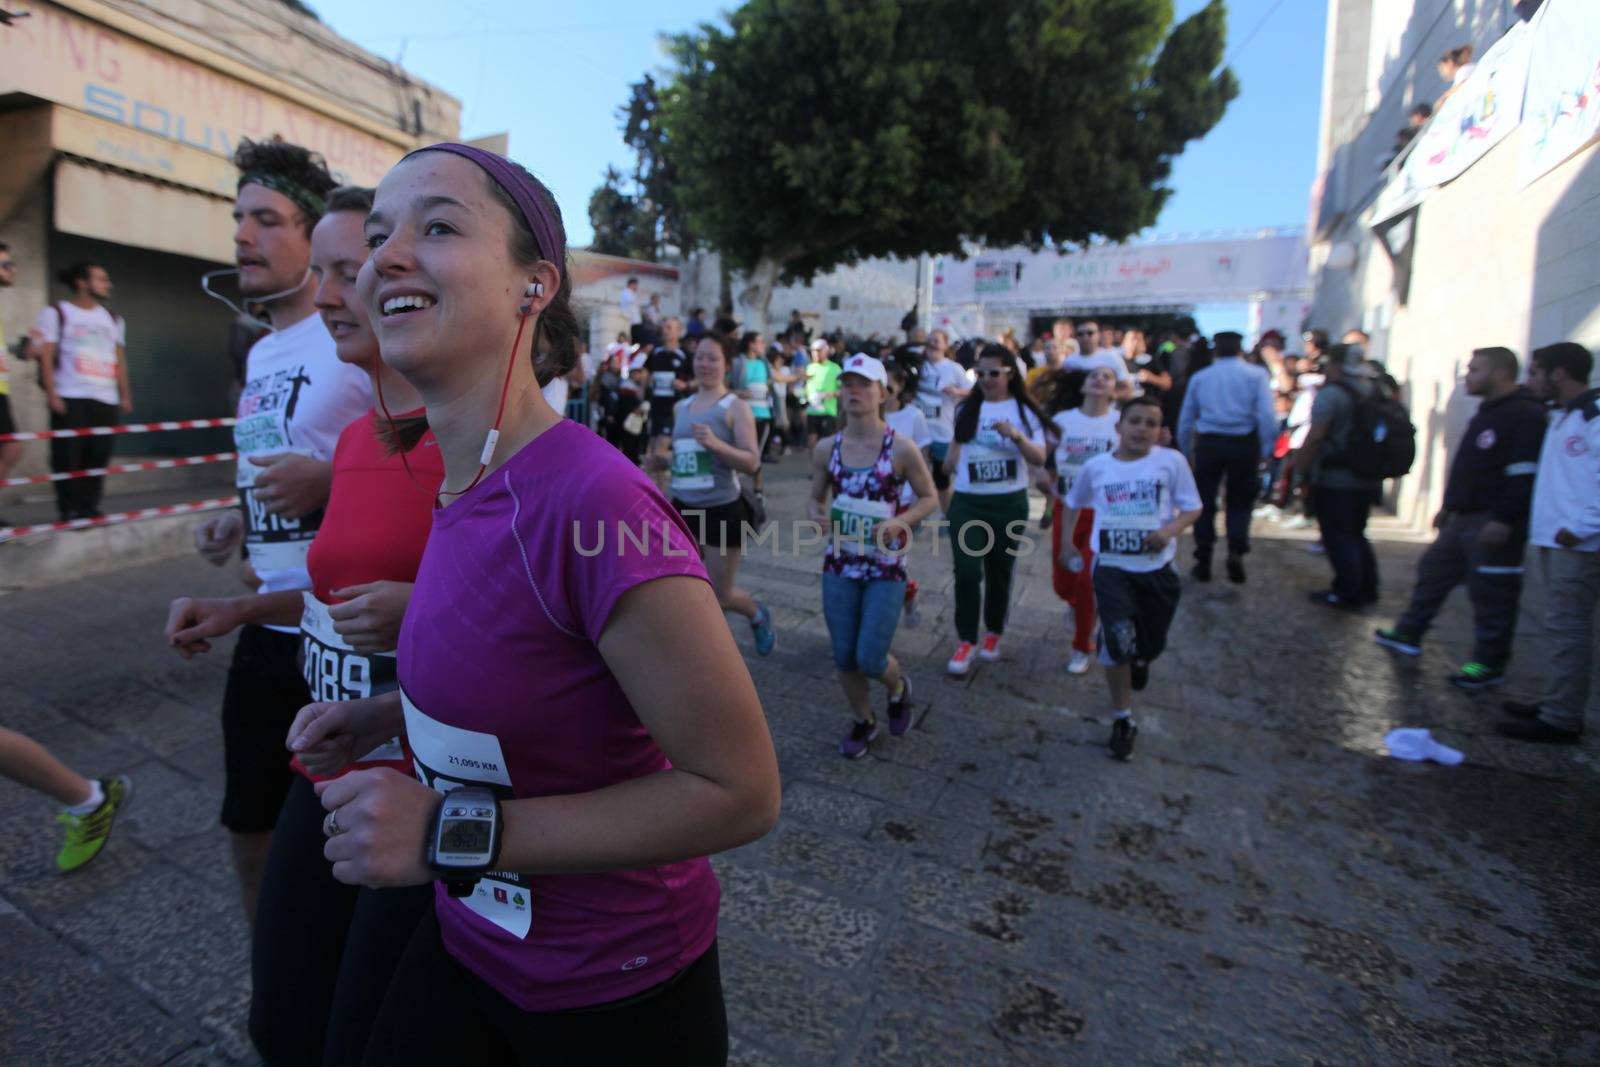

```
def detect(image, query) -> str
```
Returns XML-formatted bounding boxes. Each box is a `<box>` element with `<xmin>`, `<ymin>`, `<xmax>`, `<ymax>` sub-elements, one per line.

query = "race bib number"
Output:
<box><xmin>650</xmin><ymin>370</ymin><xmax>677</xmax><ymax>398</ymax></box>
<box><xmin>72</xmin><ymin>355</ymin><xmax>118</xmax><ymax>380</ymax></box>
<box><xmin>830</xmin><ymin>494</ymin><xmax>897</xmax><ymax>555</ymax></box>
<box><xmin>916</xmin><ymin>394</ymin><xmax>942</xmax><ymax>420</ymax></box>
<box><xmin>1097</xmin><ymin>516</ymin><xmax>1161</xmax><ymax>564</ymax></box>
<box><xmin>671</xmin><ymin>438</ymin><xmax>714</xmax><ymax>492</ymax></box>
<box><xmin>965</xmin><ymin>440</ymin><xmax>1018</xmax><ymax>487</ymax></box>
<box><xmin>300</xmin><ymin>594</ymin><xmax>404</xmax><ymax>763</ymax></box>
<box><xmin>402</xmin><ymin>689</ymin><xmax>532</xmax><ymax>939</ymax></box>
<box><xmin>237</xmin><ymin>454</ymin><xmax>322</xmax><ymax>574</ymax></box>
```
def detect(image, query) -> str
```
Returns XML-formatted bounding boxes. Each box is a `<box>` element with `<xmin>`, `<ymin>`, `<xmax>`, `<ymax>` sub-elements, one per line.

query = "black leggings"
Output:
<box><xmin>362</xmin><ymin>909</ymin><xmax>728</xmax><ymax>1066</ymax></box>
<box><xmin>250</xmin><ymin>775</ymin><xmax>433</xmax><ymax>1066</ymax></box>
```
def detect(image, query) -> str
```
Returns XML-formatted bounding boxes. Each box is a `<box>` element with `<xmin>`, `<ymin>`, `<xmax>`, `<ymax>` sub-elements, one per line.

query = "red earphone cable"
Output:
<box><xmin>435</xmin><ymin>310</ymin><xmax>530</xmax><ymax>506</ymax></box>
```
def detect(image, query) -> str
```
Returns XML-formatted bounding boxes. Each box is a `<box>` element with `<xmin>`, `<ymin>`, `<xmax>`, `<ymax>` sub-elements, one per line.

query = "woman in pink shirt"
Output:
<box><xmin>285</xmin><ymin>144</ymin><xmax>779</xmax><ymax>1064</ymax></box>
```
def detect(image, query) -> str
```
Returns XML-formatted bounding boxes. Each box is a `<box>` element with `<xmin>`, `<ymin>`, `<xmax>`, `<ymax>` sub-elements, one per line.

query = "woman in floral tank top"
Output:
<box><xmin>807</xmin><ymin>354</ymin><xmax>938</xmax><ymax>759</ymax></box>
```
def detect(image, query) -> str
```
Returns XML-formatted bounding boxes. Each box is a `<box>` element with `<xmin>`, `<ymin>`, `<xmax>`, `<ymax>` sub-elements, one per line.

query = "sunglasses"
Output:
<box><xmin>978</xmin><ymin>368</ymin><xmax>1011</xmax><ymax>378</ymax></box>
<box><xmin>0</xmin><ymin>261</ymin><xmax>14</xmax><ymax>270</ymax></box>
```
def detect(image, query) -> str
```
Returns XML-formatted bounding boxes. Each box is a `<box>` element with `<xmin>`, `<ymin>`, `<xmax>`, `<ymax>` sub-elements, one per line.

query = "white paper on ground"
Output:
<box><xmin>1384</xmin><ymin>727</ymin><xmax>1465</xmax><ymax>766</ymax></box>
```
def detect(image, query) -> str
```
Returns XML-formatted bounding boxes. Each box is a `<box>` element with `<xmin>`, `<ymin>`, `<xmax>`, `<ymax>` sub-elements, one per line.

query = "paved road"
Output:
<box><xmin>2</xmin><ymin>454</ymin><xmax>1597</xmax><ymax>1065</ymax></box>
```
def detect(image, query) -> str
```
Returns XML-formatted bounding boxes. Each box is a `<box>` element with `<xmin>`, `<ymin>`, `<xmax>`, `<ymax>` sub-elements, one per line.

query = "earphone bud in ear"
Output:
<box><xmin>525</xmin><ymin>282</ymin><xmax>545</xmax><ymax>297</ymax></box>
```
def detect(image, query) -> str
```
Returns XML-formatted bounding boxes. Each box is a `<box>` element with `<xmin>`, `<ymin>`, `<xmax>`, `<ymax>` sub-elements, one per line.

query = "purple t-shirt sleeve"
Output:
<box><xmin>565</xmin><ymin>469</ymin><xmax>709</xmax><ymax>645</ymax></box>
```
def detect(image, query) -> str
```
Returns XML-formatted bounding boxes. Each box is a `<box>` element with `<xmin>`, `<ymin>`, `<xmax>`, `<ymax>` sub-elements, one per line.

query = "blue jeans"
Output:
<box><xmin>821</xmin><ymin>572</ymin><xmax>906</xmax><ymax>676</ymax></box>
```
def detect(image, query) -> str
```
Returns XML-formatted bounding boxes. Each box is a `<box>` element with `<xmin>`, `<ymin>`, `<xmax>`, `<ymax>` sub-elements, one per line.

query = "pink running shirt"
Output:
<box><xmin>397</xmin><ymin>418</ymin><xmax>719</xmax><ymax>1011</ymax></box>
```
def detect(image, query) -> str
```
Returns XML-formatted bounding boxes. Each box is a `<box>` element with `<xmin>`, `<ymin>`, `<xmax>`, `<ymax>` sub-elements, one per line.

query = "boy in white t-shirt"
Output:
<box><xmin>1061</xmin><ymin>396</ymin><xmax>1202</xmax><ymax>761</ymax></box>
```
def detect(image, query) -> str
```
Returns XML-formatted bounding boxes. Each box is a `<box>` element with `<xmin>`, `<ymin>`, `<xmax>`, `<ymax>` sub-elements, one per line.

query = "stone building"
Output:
<box><xmin>0</xmin><ymin>0</ymin><xmax>461</xmax><ymax>476</ymax></box>
<box><xmin>1308</xmin><ymin>0</ymin><xmax>1598</xmax><ymax>528</ymax></box>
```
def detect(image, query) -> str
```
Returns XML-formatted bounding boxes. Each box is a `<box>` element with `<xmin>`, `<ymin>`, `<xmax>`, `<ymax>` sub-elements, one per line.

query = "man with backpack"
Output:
<box><xmin>1295</xmin><ymin>342</ymin><xmax>1416</xmax><ymax>609</ymax></box>
<box><xmin>1374</xmin><ymin>347</ymin><xmax>1546</xmax><ymax>688</ymax></box>
<box><xmin>29</xmin><ymin>263</ymin><xmax>132</xmax><ymax>521</ymax></box>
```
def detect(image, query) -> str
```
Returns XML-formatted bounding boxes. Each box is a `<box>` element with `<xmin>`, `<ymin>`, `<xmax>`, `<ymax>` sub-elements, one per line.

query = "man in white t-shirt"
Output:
<box><xmin>913</xmin><ymin>328</ymin><xmax>971</xmax><ymax>512</ymax></box>
<box><xmin>620</xmin><ymin>277</ymin><xmax>643</xmax><ymax>342</ymax></box>
<box><xmin>179</xmin><ymin>137</ymin><xmax>370</xmax><ymax>922</ymax></box>
<box><xmin>1061</xmin><ymin>395</ymin><xmax>1202</xmax><ymax>761</ymax></box>
<box><xmin>31</xmin><ymin>263</ymin><xmax>132</xmax><ymax>521</ymax></box>
<box><xmin>1062</xmin><ymin>319</ymin><xmax>1134</xmax><ymax>400</ymax></box>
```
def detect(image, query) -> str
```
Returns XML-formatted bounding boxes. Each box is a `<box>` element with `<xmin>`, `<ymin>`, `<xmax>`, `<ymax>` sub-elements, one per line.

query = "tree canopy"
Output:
<box><xmin>608</xmin><ymin>0</ymin><xmax>1236</xmax><ymax>323</ymax></box>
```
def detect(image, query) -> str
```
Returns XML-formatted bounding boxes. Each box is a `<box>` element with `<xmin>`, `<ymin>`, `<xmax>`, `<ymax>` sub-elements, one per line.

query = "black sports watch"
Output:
<box><xmin>425</xmin><ymin>787</ymin><xmax>503</xmax><ymax>897</ymax></box>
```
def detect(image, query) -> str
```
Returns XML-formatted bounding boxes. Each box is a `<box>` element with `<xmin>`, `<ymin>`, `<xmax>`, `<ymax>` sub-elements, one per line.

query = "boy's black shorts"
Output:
<box><xmin>1093</xmin><ymin>563</ymin><xmax>1181</xmax><ymax>666</ymax></box>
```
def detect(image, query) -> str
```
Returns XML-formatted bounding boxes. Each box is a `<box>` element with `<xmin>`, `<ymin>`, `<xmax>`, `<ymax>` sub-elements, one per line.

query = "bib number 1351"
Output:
<box><xmin>1099</xmin><ymin>528</ymin><xmax>1151</xmax><ymax>554</ymax></box>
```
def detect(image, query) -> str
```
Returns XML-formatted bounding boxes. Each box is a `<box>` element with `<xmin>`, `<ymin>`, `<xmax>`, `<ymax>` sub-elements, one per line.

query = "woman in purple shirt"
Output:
<box><xmin>284</xmin><ymin>144</ymin><xmax>779</xmax><ymax>1064</ymax></box>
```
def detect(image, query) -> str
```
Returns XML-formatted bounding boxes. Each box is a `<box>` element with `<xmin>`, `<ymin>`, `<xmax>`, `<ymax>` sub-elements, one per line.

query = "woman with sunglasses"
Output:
<box><xmin>289</xmin><ymin>145</ymin><xmax>779</xmax><ymax>1063</ymax></box>
<box><xmin>942</xmin><ymin>344</ymin><xmax>1049</xmax><ymax>676</ymax></box>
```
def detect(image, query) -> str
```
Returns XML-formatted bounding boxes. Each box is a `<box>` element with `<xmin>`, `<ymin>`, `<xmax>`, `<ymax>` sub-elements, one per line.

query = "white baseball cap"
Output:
<box><xmin>841</xmin><ymin>353</ymin><xmax>888</xmax><ymax>385</ymax></box>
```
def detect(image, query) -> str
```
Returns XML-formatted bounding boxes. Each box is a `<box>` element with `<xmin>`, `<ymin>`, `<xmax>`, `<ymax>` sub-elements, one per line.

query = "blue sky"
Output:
<box><xmin>315</xmin><ymin>0</ymin><xmax>1326</xmax><ymax>330</ymax></box>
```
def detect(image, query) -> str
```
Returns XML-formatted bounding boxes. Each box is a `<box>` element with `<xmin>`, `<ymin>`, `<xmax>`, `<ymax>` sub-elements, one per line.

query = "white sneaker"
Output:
<box><xmin>1280</xmin><ymin>515</ymin><xmax>1315</xmax><ymax>531</ymax></box>
<box><xmin>1066</xmin><ymin>650</ymin><xmax>1092</xmax><ymax>675</ymax></box>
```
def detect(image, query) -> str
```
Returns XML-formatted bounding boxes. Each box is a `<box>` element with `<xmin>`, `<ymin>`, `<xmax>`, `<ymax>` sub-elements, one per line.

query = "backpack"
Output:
<box><xmin>1328</xmin><ymin>379</ymin><xmax>1416</xmax><ymax>480</ymax></box>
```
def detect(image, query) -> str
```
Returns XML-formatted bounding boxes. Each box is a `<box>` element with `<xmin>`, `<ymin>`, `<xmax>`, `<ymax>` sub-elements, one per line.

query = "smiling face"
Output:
<box><xmin>976</xmin><ymin>353</ymin><xmax>1012</xmax><ymax>400</ymax></box>
<box><xmin>311</xmin><ymin>211</ymin><xmax>376</xmax><ymax>366</ymax></box>
<box><xmin>358</xmin><ymin>153</ymin><xmax>530</xmax><ymax>387</ymax></box>
<box><xmin>234</xmin><ymin>183</ymin><xmax>313</xmax><ymax>298</ymax></box>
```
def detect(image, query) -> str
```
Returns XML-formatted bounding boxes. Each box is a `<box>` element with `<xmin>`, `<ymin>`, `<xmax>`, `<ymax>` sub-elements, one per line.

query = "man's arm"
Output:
<box><xmin>1176</xmin><ymin>374</ymin><xmax>1200</xmax><ymax>457</ymax></box>
<box><xmin>115</xmin><ymin>344</ymin><xmax>133</xmax><ymax>414</ymax></box>
<box><xmin>1492</xmin><ymin>408</ymin><xmax>1545</xmax><ymax>528</ymax></box>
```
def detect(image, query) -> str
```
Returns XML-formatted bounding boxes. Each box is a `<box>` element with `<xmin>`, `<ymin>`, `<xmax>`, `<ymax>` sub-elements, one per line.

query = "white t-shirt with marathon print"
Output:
<box><xmin>951</xmin><ymin>399</ymin><xmax>1046</xmax><ymax>495</ymax></box>
<box><xmin>914</xmin><ymin>358</ymin><xmax>969</xmax><ymax>444</ymax></box>
<box><xmin>1063</xmin><ymin>348</ymin><xmax>1131</xmax><ymax>383</ymax></box>
<box><xmin>1051</xmin><ymin>408</ymin><xmax>1120</xmax><ymax>498</ymax></box>
<box><xmin>233</xmin><ymin>312</ymin><xmax>371</xmax><ymax>608</ymax></box>
<box><xmin>886</xmin><ymin>405</ymin><xmax>932</xmax><ymax>507</ymax></box>
<box><xmin>1066</xmin><ymin>446</ymin><xmax>1200</xmax><ymax>573</ymax></box>
<box><xmin>33</xmin><ymin>303</ymin><xmax>125</xmax><ymax>405</ymax></box>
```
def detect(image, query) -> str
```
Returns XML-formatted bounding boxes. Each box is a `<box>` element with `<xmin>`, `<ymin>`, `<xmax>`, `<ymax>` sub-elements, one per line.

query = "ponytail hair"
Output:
<box><xmin>1033</xmin><ymin>368</ymin><xmax>1088</xmax><ymax>417</ymax></box>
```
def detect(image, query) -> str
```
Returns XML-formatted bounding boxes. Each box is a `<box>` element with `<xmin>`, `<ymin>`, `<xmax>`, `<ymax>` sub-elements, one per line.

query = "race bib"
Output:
<box><xmin>965</xmin><ymin>440</ymin><xmax>1019</xmax><ymax>488</ymax></box>
<box><xmin>670</xmin><ymin>438</ymin><xmax>714</xmax><ymax>492</ymax></box>
<box><xmin>237</xmin><ymin>453</ymin><xmax>322</xmax><ymax>574</ymax></box>
<box><xmin>300</xmin><ymin>594</ymin><xmax>404</xmax><ymax>763</ymax></box>
<box><xmin>401</xmin><ymin>689</ymin><xmax>532</xmax><ymax>939</ymax></box>
<box><xmin>72</xmin><ymin>355</ymin><xmax>118</xmax><ymax>380</ymax></box>
<box><xmin>830</xmin><ymin>494</ymin><xmax>897</xmax><ymax>556</ymax></box>
<box><xmin>650</xmin><ymin>370</ymin><xmax>677</xmax><ymax>398</ymax></box>
<box><xmin>916</xmin><ymin>394</ymin><xmax>942</xmax><ymax>420</ymax></box>
<box><xmin>1097</xmin><ymin>515</ymin><xmax>1161</xmax><ymax>564</ymax></box>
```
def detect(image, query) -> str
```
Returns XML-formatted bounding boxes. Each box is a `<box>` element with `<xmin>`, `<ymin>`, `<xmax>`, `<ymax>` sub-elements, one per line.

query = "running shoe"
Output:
<box><xmin>902</xmin><ymin>580</ymin><xmax>922</xmax><ymax>629</ymax></box>
<box><xmin>1449</xmin><ymin>662</ymin><xmax>1506</xmax><ymax>690</ymax></box>
<box><xmin>750</xmin><ymin>602</ymin><xmax>776</xmax><ymax>656</ymax></box>
<box><xmin>1226</xmin><ymin>556</ymin><xmax>1246</xmax><ymax>584</ymax></box>
<box><xmin>1109</xmin><ymin>718</ymin><xmax>1138</xmax><ymax>761</ymax></box>
<box><xmin>56</xmin><ymin>776</ymin><xmax>131</xmax><ymax>873</ymax></box>
<box><xmin>1192</xmin><ymin>558</ymin><xmax>1212</xmax><ymax>582</ymax></box>
<box><xmin>1373</xmin><ymin>627</ymin><xmax>1422</xmax><ymax>656</ymax></box>
<box><xmin>947</xmin><ymin>641</ymin><xmax>976</xmax><ymax>676</ymax></box>
<box><xmin>1131</xmin><ymin>659</ymin><xmax>1150</xmax><ymax>691</ymax></box>
<box><xmin>1066</xmin><ymin>649</ymin><xmax>1093</xmax><ymax>675</ymax></box>
<box><xmin>978</xmin><ymin>633</ymin><xmax>1003</xmax><ymax>661</ymax></box>
<box><xmin>1280</xmin><ymin>515</ymin><xmax>1316</xmax><ymax>531</ymax></box>
<box><xmin>1252</xmin><ymin>504</ymin><xmax>1282</xmax><ymax>520</ymax></box>
<box><xmin>887</xmin><ymin>676</ymin><xmax>915</xmax><ymax>736</ymax></box>
<box><xmin>840</xmin><ymin>719</ymin><xmax>879</xmax><ymax>759</ymax></box>
<box><xmin>1307</xmin><ymin>590</ymin><xmax>1361</xmax><ymax>611</ymax></box>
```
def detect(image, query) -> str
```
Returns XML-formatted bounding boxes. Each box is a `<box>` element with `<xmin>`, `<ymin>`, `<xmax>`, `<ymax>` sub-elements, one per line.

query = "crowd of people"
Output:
<box><xmin>0</xmin><ymin>132</ymin><xmax>1595</xmax><ymax>1065</ymax></box>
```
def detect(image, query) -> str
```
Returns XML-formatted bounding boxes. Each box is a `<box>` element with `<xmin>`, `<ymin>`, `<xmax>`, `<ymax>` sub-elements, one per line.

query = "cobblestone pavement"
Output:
<box><xmin>2</xmin><ymin>455</ymin><xmax>1598</xmax><ymax>1065</ymax></box>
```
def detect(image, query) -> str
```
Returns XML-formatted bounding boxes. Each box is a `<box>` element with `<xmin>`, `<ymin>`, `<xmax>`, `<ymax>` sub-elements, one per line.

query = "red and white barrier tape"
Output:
<box><xmin>0</xmin><ymin>496</ymin><xmax>236</xmax><ymax>543</ymax></box>
<box><xmin>0</xmin><ymin>417</ymin><xmax>236</xmax><ymax>443</ymax></box>
<box><xmin>1</xmin><ymin>452</ymin><xmax>237</xmax><ymax>488</ymax></box>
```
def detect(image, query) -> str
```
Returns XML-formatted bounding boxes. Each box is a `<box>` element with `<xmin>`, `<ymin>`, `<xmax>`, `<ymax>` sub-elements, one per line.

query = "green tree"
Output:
<box><xmin>648</xmin><ymin>0</ymin><xmax>1237</xmax><ymax>328</ymax></box>
<box><xmin>587</xmin><ymin>166</ymin><xmax>655</xmax><ymax>260</ymax></box>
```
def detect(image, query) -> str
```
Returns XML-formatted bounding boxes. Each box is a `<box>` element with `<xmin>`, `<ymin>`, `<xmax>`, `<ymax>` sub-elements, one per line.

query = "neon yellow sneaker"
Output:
<box><xmin>56</xmin><ymin>776</ymin><xmax>131</xmax><ymax>873</ymax></box>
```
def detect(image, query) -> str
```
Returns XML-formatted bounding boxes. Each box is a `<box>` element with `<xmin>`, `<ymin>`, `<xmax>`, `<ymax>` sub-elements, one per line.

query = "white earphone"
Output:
<box><xmin>518</xmin><ymin>281</ymin><xmax>545</xmax><ymax>318</ymax></box>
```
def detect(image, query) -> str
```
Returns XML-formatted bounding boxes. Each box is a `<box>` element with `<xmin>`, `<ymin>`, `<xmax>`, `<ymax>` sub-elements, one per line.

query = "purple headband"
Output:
<box><xmin>410</xmin><ymin>142</ymin><xmax>566</xmax><ymax>284</ymax></box>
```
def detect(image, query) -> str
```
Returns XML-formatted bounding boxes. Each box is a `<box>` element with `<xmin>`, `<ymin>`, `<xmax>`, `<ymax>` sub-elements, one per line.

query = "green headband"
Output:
<box><xmin>238</xmin><ymin>171</ymin><xmax>327</xmax><ymax>220</ymax></box>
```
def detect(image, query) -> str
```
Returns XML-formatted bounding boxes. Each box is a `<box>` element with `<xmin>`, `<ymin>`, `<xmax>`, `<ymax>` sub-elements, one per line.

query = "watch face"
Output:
<box><xmin>439</xmin><ymin>818</ymin><xmax>491</xmax><ymax>856</ymax></box>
